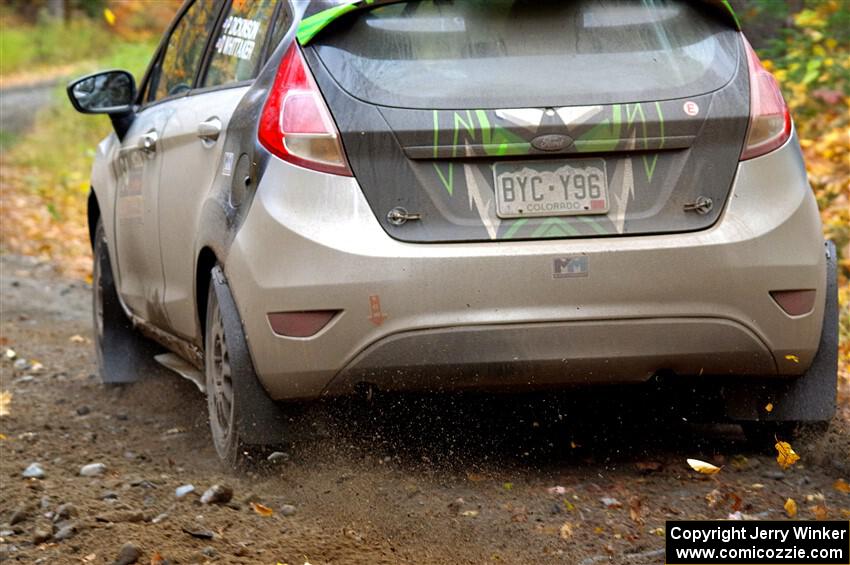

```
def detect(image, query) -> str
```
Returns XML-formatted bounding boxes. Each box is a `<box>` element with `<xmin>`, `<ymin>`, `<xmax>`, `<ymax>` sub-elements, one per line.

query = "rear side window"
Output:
<box><xmin>203</xmin><ymin>0</ymin><xmax>278</xmax><ymax>88</ymax></box>
<box><xmin>314</xmin><ymin>0</ymin><xmax>739</xmax><ymax>109</ymax></box>
<box><xmin>267</xmin><ymin>2</ymin><xmax>293</xmax><ymax>56</ymax></box>
<box><xmin>154</xmin><ymin>0</ymin><xmax>221</xmax><ymax>100</ymax></box>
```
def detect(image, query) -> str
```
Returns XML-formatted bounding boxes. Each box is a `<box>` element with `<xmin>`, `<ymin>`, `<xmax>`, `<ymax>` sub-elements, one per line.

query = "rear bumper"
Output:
<box><xmin>227</xmin><ymin>135</ymin><xmax>826</xmax><ymax>400</ymax></box>
<box><xmin>325</xmin><ymin>318</ymin><xmax>775</xmax><ymax>395</ymax></box>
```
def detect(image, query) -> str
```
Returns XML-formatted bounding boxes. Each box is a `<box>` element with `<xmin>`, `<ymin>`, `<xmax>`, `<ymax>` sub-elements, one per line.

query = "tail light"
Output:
<box><xmin>740</xmin><ymin>37</ymin><xmax>791</xmax><ymax>160</ymax></box>
<box><xmin>259</xmin><ymin>43</ymin><xmax>351</xmax><ymax>176</ymax></box>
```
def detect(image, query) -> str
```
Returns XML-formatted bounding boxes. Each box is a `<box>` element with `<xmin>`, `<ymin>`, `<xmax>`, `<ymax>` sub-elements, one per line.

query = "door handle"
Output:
<box><xmin>197</xmin><ymin>117</ymin><xmax>222</xmax><ymax>143</ymax></box>
<box><xmin>139</xmin><ymin>131</ymin><xmax>158</xmax><ymax>153</ymax></box>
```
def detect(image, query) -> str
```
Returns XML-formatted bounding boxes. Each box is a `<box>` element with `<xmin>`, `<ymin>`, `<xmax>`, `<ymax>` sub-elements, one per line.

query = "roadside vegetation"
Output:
<box><xmin>0</xmin><ymin>1</ymin><xmax>848</xmax><ymax>387</ymax></box>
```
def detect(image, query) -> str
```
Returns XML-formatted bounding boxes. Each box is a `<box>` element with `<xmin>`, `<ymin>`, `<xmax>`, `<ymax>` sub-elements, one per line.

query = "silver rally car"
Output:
<box><xmin>68</xmin><ymin>0</ymin><xmax>838</xmax><ymax>465</ymax></box>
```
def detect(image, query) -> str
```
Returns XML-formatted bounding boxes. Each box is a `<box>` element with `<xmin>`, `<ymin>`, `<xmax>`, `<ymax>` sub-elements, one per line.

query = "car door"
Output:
<box><xmin>112</xmin><ymin>97</ymin><xmax>172</xmax><ymax>325</ymax></box>
<box><xmin>112</xmin><ymin>0</ymin><xmax>223</xmax><ymax>328</ymax></box>
<box><xmin>156</xmin><ymin>0</ymin><xmax>282</xmax><ymax>341</ymax></box>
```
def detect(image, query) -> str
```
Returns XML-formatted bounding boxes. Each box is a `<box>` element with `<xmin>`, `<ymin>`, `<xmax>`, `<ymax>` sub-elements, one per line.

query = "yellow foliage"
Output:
<box><xmin>687</xmin><ymin>458</ymin><xmax>722</xmax><ymax>475</ymax></box>
<box><xmin>775</xmin><ymin>441</ymin><xmax>801</xmax><ymax>470</ymax></box>
<box><xmin>784</xmin><ymin>497</ymin><xmax>798</xmax><ymax>518</ymax></box>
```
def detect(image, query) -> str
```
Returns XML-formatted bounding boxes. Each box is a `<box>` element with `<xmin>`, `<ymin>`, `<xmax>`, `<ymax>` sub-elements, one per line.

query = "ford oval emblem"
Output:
<box><xmin>531</xmin><ymin>133</ymin><xmax>573</xmax><ymax>152</ymax></box>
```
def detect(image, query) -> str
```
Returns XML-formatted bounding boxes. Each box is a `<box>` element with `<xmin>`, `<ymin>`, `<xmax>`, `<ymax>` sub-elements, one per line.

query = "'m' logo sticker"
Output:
<box><xmin>553</xmin><ymin>256</ymin><xmax>588</xmax><ymax>279</ymax></box>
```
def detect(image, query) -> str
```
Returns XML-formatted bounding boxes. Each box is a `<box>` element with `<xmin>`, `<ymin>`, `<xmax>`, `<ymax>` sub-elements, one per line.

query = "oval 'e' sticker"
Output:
<box><xmin>683</xmin><ymin>101</ymin><xmax>700</xmax><ymax>116</ymax></box>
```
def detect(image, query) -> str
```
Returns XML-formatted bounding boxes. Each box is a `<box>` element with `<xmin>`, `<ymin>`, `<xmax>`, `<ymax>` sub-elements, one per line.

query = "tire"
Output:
<box><xmin>205</xmin><ymin>266</ymin><xmax>287</xmax><ymax>467</ymax></box>
<box><xmin>92</xmin><ymin>219</ymin><xmax>161</xmax><ymax>384</ymax></box>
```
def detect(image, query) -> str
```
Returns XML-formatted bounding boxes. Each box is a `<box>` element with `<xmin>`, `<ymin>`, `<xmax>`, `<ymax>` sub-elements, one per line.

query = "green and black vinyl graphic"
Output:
<box><xmin>300</xmin><ymin>0</ymin><xmax>750</xmax><ymax>244</ymax></box>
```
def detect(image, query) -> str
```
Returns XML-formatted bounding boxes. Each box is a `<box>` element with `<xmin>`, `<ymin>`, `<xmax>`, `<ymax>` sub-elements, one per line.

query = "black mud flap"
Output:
<box><xmin>211</xmin><ymin>266</ymin><xmax>286</xmax><ymax>446</ymax></box>
<box><xmin>726</xmin><ymin>241</ymin><xmax>838</xmax><ymax>422</ymax></box>
<box><xmin>95</xmin><ymin>220</ymin><xmax>163</xmax><ymax>384</ymax></box>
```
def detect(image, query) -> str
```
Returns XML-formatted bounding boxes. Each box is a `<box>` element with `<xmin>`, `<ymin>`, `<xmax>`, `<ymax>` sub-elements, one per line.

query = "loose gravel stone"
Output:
<box><xmin>55</xmin><ymin>503</ymin><xmax>76</xmax><ymax>520</ymax></box>
<box><xmin>182</xmin><ymin>526</ymin><xmax>214</xmax><ymax>539</ymax></box>
<box><xmin>22</xmin><ymin>463</ymin><xmax>45</xmax><ymax>479</ymax></box>
<box><xmin>32</xmin><ymin>528</ymin><xmax>51</xmax><ymax>545</ymax></box>
<box><xmin>279</xmin><ymin>504</ymin><xmax>296</xmax><ymax>517</ymax></box>
<box><xmin>53</xmin><ymin>523</ymin><xmax>77</xmax><ymax>541</ymax></box>
<box><xmin>200</xmin><ymin>484</ymin><xmax>233</xmax><ymax>505</ymax></box>
<box><xmin>9</xmin><ymin>509</ymin><xmax>28</xmax><ymax>525</ymax></box>
<box><xmin>175</xmin><ymin>485</ymin><xmax>195</xmax><ymax>498</ymax></box>
<box><xmin>113</xmin><ymin>543</ymin><xmax>141</xmax><ymax>565</ymax></box>
<box><xmin>80</xmin><ymin>463</ymin><xmax>107</xmax><ymax>477</ymax></box>
<box><xmin>75</xmin><ymin>406</ymin><xmax>91</xmax><ymax>416</ymax></box>
<box><xmin>95</xmin><ymin>511</ymin><xmax>144</xmax><ymax>524</ymax></box>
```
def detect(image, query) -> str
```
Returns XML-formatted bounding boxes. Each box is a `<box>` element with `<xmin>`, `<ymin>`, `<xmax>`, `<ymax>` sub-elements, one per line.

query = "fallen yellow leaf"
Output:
<box><xmin>784</xmin><ymin>354</ymin><xmax>800</xmax><ymax>363</ymax></box>
<box><xmin>559</xmin><ymin>522</ymin><xmax>574</xmax><ymax>539</ymax></box>
<box><xmin>811</xmin><ymin>504</ymin><xmax>828</xmax><ymax>520</ymax></box>
<box><xmin>250</xmin><ymin>502</ymin><xmax>273</xmax><ymax>517</ymax></box>
<box><xmin>0</xmin><ymin>391</ymin><xmax>11</xmax><ymax>417</ymax></box>
<box><xmin>784</xmin><ymin>498</ymin><xmax>798</xmax><ymax>518</ymax></box>
<box><xmin>103</xmin><ymin>8</ymin><xmax>116</xmax><ymax>25</ymax></box>
<box><xmin>764</xmin><ymin>403</ymin><xmax>774</xmax><ymax>413</ymax></box>
<box><xmin>687</xmin><ymin>458</ymin><xmax>721</xmax><ymax>475</ymax></box>
<box><xmin>833</xmin><ymin>479</ymin><xmax>850</xmax><ymax>494</ymax></box>
<box><xmin>775</xmin><ymin>441</ymin><xmax>800</xmax><ymax>470</ymax></box>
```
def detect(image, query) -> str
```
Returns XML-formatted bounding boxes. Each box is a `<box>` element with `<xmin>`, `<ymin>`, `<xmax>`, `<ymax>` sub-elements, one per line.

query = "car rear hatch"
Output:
<box><xmin>302</xmin><ymin>0</ymin><xmax>749</xmax><ymax>242</ymax></box>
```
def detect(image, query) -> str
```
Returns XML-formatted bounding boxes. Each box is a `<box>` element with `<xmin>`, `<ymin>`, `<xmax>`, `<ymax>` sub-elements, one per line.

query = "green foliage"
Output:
<box><xmin>11</xmin><ymin>41</ymin><xmax>155</xmax><ymax>185</ymax></box>
<box><xmin>0</xmin><ymin>17</ymin><xmax>114</xmax><ymax>75</ymax></box>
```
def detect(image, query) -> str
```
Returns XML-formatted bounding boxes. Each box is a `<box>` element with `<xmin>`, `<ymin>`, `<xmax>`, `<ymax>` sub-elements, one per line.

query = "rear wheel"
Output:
<box><xmin>206</xmin><ymin>286</ymin><xmax>237</xmax><ymax>461</ymax></box>
<box><xmin>204</xmin><ymin>267</ymin><xmax>287</xmax><ymax>467</ymax></box>
<box><xmin>92</xmin><ymin>219</ymin><xmax>160</xmax><ymax>384</ymax></box>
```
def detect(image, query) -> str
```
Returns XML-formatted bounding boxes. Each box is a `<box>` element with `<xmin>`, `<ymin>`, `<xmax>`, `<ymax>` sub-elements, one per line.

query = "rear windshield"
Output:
<box><xmin>313</xmin><ymin>0</ymin><xmax>740</xmax><ymax>109</ymax></box>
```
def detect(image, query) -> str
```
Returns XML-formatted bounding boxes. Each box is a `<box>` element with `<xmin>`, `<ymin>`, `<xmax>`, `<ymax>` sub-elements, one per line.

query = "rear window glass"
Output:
<box><xmin>314</xmin><ymin>0</ymin><xmax>739</xmax><ymax>109</ymax></box>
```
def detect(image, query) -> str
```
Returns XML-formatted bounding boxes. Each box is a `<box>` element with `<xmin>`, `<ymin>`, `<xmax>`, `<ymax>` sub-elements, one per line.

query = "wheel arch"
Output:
<box><xmin>196</xmin><ymin>246</ymin><xmax>219</xmax><ymax>343</ymax></box>
<box><xmin>87</xmin><ymin>189</ymin><xmax>100</xmax><ymax>250</ymax></box>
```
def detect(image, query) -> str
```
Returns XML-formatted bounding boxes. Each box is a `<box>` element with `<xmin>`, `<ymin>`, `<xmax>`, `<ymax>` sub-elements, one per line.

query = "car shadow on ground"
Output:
<box><xmin>281</xmin><ymin>386</ymin><xmax>750</xmax><ymax>473</ymax></box>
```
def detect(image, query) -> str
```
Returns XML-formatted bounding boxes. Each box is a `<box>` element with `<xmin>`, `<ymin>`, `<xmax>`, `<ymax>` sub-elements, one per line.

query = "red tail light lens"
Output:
<box><xmin>259</xmin><ymin>43</ymin><xmax>351</xmax><ymax>176</ymax></box>
<box><xmin>740</xmin><ymin>37</ymin><xmax>791</xmax><ymax>160</ymax></box>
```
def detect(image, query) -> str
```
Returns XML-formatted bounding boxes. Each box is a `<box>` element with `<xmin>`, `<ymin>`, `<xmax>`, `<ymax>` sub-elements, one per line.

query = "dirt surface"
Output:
<box><xmin>1</xmin><ymin>254</ymin><xmax>848</xmax><ymax>565</ymax></box>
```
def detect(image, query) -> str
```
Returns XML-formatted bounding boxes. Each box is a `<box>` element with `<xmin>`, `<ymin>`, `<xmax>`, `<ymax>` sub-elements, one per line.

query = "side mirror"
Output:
<box><xmin>68</xmin><ymin>70</ymin><xmax>137</xmax><ymax>140</ymax></box>
<box><xmin>67</xmin><ymin>70</ymin><xmax>136</xmax><ymax>114</ymax></box>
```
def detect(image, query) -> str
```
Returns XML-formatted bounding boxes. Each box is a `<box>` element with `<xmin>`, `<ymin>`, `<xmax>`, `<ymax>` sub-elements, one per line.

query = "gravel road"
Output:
<box><xmin>1</xmin><ymin>254</ymin><xmax>848</xmax><ymax>564</ymax></box>
<box><xmin>0</xmin><ymin>80</ymin><xmax>58</xmax><ymax>135</ymax></box>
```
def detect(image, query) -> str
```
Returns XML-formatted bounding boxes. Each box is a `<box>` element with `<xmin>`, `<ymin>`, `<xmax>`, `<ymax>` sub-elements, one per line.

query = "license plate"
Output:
<box><xmin>494</xmin><ymin>159</ymin><xmax>609</xmax><ymax>219</ymax></box>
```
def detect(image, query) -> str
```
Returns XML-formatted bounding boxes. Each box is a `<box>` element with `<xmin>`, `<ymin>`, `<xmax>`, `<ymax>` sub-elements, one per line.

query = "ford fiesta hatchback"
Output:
<box><xmin>68</xmin><ymin>0</ymin><xmax>837</xmax><ymax>465</ymax></box>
